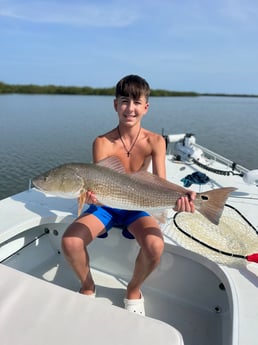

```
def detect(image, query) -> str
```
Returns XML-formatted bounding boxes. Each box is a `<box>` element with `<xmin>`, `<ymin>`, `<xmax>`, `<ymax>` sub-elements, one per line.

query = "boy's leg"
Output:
<box><xmin>62</xmin><ymin>214</ymin><xmax>105</xmax><ymax>295</ymax></box>
<box><xmin>126</xmin><ymin>216</ymin><xmax>164</xmax><ymax>299</ymax></box>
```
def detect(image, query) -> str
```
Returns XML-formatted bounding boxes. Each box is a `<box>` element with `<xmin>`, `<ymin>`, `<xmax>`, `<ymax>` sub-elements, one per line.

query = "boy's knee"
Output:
<box><xmin>144</xmin><ymin>237</ymin><xmax>164</xmax><ymax>262</ymax></box>
<box><xmin>61</xmin><ymin>235</ymin><xmax>82</xmax><ymax>255</ymax></box>
<box><xmin>61</xmin><ymin>224</ymin><xmax>85</xmax><ymax>254</ymax></box>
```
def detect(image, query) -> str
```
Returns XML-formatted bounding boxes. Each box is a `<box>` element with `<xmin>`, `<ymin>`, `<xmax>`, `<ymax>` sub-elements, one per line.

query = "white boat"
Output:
<box><xmin>1</xmin><ymin>133</ymin><xmax>258</xmax><ymax>345</ymax></box>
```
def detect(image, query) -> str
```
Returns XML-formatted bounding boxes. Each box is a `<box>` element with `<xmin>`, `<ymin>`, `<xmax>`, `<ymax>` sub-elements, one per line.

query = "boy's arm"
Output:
<box><xmin>151</xmin><ymin>134</ymin><xmax>167</xmax><ymax>178</ymax></box>
<box><xmin>92</xmin><ymin>136</ymin><xmax>109</xmax><ymax>163</ymax></box>
<box><xmin>82</xmin><ymin>137</ymin><xmax>107</xmax><ymax>205</ymax></box>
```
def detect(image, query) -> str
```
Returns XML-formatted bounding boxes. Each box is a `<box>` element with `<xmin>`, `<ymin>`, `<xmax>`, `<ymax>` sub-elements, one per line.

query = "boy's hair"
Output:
<box><xmin>115</xmin><ymin>75</ymin><xmax>150</xmax><ymax>101</ymax></box>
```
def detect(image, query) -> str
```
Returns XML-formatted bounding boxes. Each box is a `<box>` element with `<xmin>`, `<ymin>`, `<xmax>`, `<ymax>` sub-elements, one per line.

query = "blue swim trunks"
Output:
<box><xmin>84</xmin><ymin>205</ymin><xmax>150</xmax><ymax>239</ymax></box>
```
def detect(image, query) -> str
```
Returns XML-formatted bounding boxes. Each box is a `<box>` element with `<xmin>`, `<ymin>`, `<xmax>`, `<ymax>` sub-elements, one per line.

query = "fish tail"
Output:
<box><xmin>197</xmin><ymin>187</ymin><xmax>236</xmax><ymax>225</ymax></box>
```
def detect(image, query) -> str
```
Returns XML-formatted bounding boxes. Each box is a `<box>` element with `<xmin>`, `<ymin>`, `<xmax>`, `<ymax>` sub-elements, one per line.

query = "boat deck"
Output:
<box><xmin>1</xmin><ymin>221</ymin><xmax>232</xmax><ymax>345</ymax></box>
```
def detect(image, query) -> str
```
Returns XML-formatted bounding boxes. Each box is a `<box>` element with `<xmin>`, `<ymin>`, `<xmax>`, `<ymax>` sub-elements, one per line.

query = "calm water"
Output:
<box><xmin>1</xmin><ymin>95</ymin><xmax>258</xmax><ymax>200</ymax></box>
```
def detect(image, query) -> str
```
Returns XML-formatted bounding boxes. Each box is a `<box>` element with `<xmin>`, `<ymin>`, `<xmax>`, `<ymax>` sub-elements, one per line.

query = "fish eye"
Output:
<box><xmin>201</xmin><ymin>195</ymin><xmax>209</xmax><ymax>200</ymax></box>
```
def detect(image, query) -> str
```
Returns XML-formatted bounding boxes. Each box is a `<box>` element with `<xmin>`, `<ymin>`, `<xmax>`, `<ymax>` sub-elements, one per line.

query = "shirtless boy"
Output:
<box><xmin>62</xmin><ymin>75</ymin><xmax>195</xmax><ymax>316</ymax></box>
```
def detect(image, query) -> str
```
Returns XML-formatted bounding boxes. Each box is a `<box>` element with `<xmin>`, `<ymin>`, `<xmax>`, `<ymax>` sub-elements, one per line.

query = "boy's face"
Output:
<box><xmin>114</xmin><ymin>96</ymin><xmax>149</xmax><ymax>126</ymax></box>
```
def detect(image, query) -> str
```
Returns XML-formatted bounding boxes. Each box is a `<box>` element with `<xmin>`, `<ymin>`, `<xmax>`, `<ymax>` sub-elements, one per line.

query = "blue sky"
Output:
<box><xmin>1</xmin><ymin>0</ymin><xmax>258</xmax><ymax>94</ymax></box>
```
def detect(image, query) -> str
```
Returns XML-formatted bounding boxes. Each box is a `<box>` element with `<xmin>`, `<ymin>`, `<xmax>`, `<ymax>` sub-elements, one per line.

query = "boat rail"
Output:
<box><xmin>194</xmin><ymin>143</ymin><xmax>249</xmax><ymax>174</ymax></box>
<box><xmin>164</xmin><ymin>133</ymin><xmax>249</xmax><ymax>175</ymax></box>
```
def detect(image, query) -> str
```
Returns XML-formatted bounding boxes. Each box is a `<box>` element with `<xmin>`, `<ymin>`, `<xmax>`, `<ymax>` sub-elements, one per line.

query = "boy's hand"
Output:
<box><xmin>174</xmin><ymin>191</ymin><xmax>196</xmax><ymax>213</ymax></box>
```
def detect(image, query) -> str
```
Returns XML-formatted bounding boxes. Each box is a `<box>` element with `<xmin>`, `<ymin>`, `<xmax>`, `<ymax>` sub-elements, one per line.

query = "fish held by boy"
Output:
<box><xmin>32</xmin><ymin>156</ymin><xmax>236</xmax><ymax>225</ymax></box>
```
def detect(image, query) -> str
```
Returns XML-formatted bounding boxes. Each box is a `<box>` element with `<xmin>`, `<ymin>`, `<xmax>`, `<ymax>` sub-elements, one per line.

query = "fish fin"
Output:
<box><xmin>131</xmin><ymin>171</ymin><xmax>188</xmax><ymax>194</ymax></box>
<box><xmin>78</xmin><ymin>189</ymin><xmax>86</xmax><ymax>216</ymax></box>
<box><xmin>96</xmin><ymin>156</ymin><xmax>126</xmax><ymax>174</ymax></box>
<box><xmin>197</xmin><ymin>187</ymin><xmax>237</xmax><ymax>225</ymax></box>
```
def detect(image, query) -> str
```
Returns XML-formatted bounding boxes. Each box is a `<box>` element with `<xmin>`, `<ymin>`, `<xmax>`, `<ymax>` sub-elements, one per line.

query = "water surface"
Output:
<box><xmin>1</xmin><ymin>95</ymin><xmax>257</xmax><ymax>199</ymax></box>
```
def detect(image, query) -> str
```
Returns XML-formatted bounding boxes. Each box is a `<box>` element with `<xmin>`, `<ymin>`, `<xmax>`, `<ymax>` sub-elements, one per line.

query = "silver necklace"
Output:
<box><xmin>117</xmin><ymin>126</ymin><xmax>141</xmax><ymax>157</ymax></box>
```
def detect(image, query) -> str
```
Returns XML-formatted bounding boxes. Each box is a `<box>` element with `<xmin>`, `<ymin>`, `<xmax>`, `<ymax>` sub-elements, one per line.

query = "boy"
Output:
<box><xmin>62</xmin><ymin>75</ymin><xmax>195</xmax><ymax>316</ymax></box>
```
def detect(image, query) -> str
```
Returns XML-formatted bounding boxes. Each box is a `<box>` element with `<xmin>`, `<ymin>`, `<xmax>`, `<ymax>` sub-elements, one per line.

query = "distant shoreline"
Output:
<box><xmin>0</xmin><ymin>82</ymin><xmax>257</xmax><ymax>98</ymax></box>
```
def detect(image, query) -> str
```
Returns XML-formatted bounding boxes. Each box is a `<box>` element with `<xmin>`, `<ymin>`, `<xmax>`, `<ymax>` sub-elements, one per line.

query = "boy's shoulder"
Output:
<box><xmin>94</xmin><ymin>127</ymin><xmax>118</xmax><ymax>144</ymax></box>
<box><xmin>142</xmin><ymin>128</ymin><xmax>164</xmax><ymax>142</ymax></box>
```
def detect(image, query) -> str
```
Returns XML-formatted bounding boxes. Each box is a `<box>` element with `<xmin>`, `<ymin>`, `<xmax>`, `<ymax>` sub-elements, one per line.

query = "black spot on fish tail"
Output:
<box><xmin>197</xmin><ymin>187</ymin><xmax>237</xmax><ymax>225</ymax></box>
